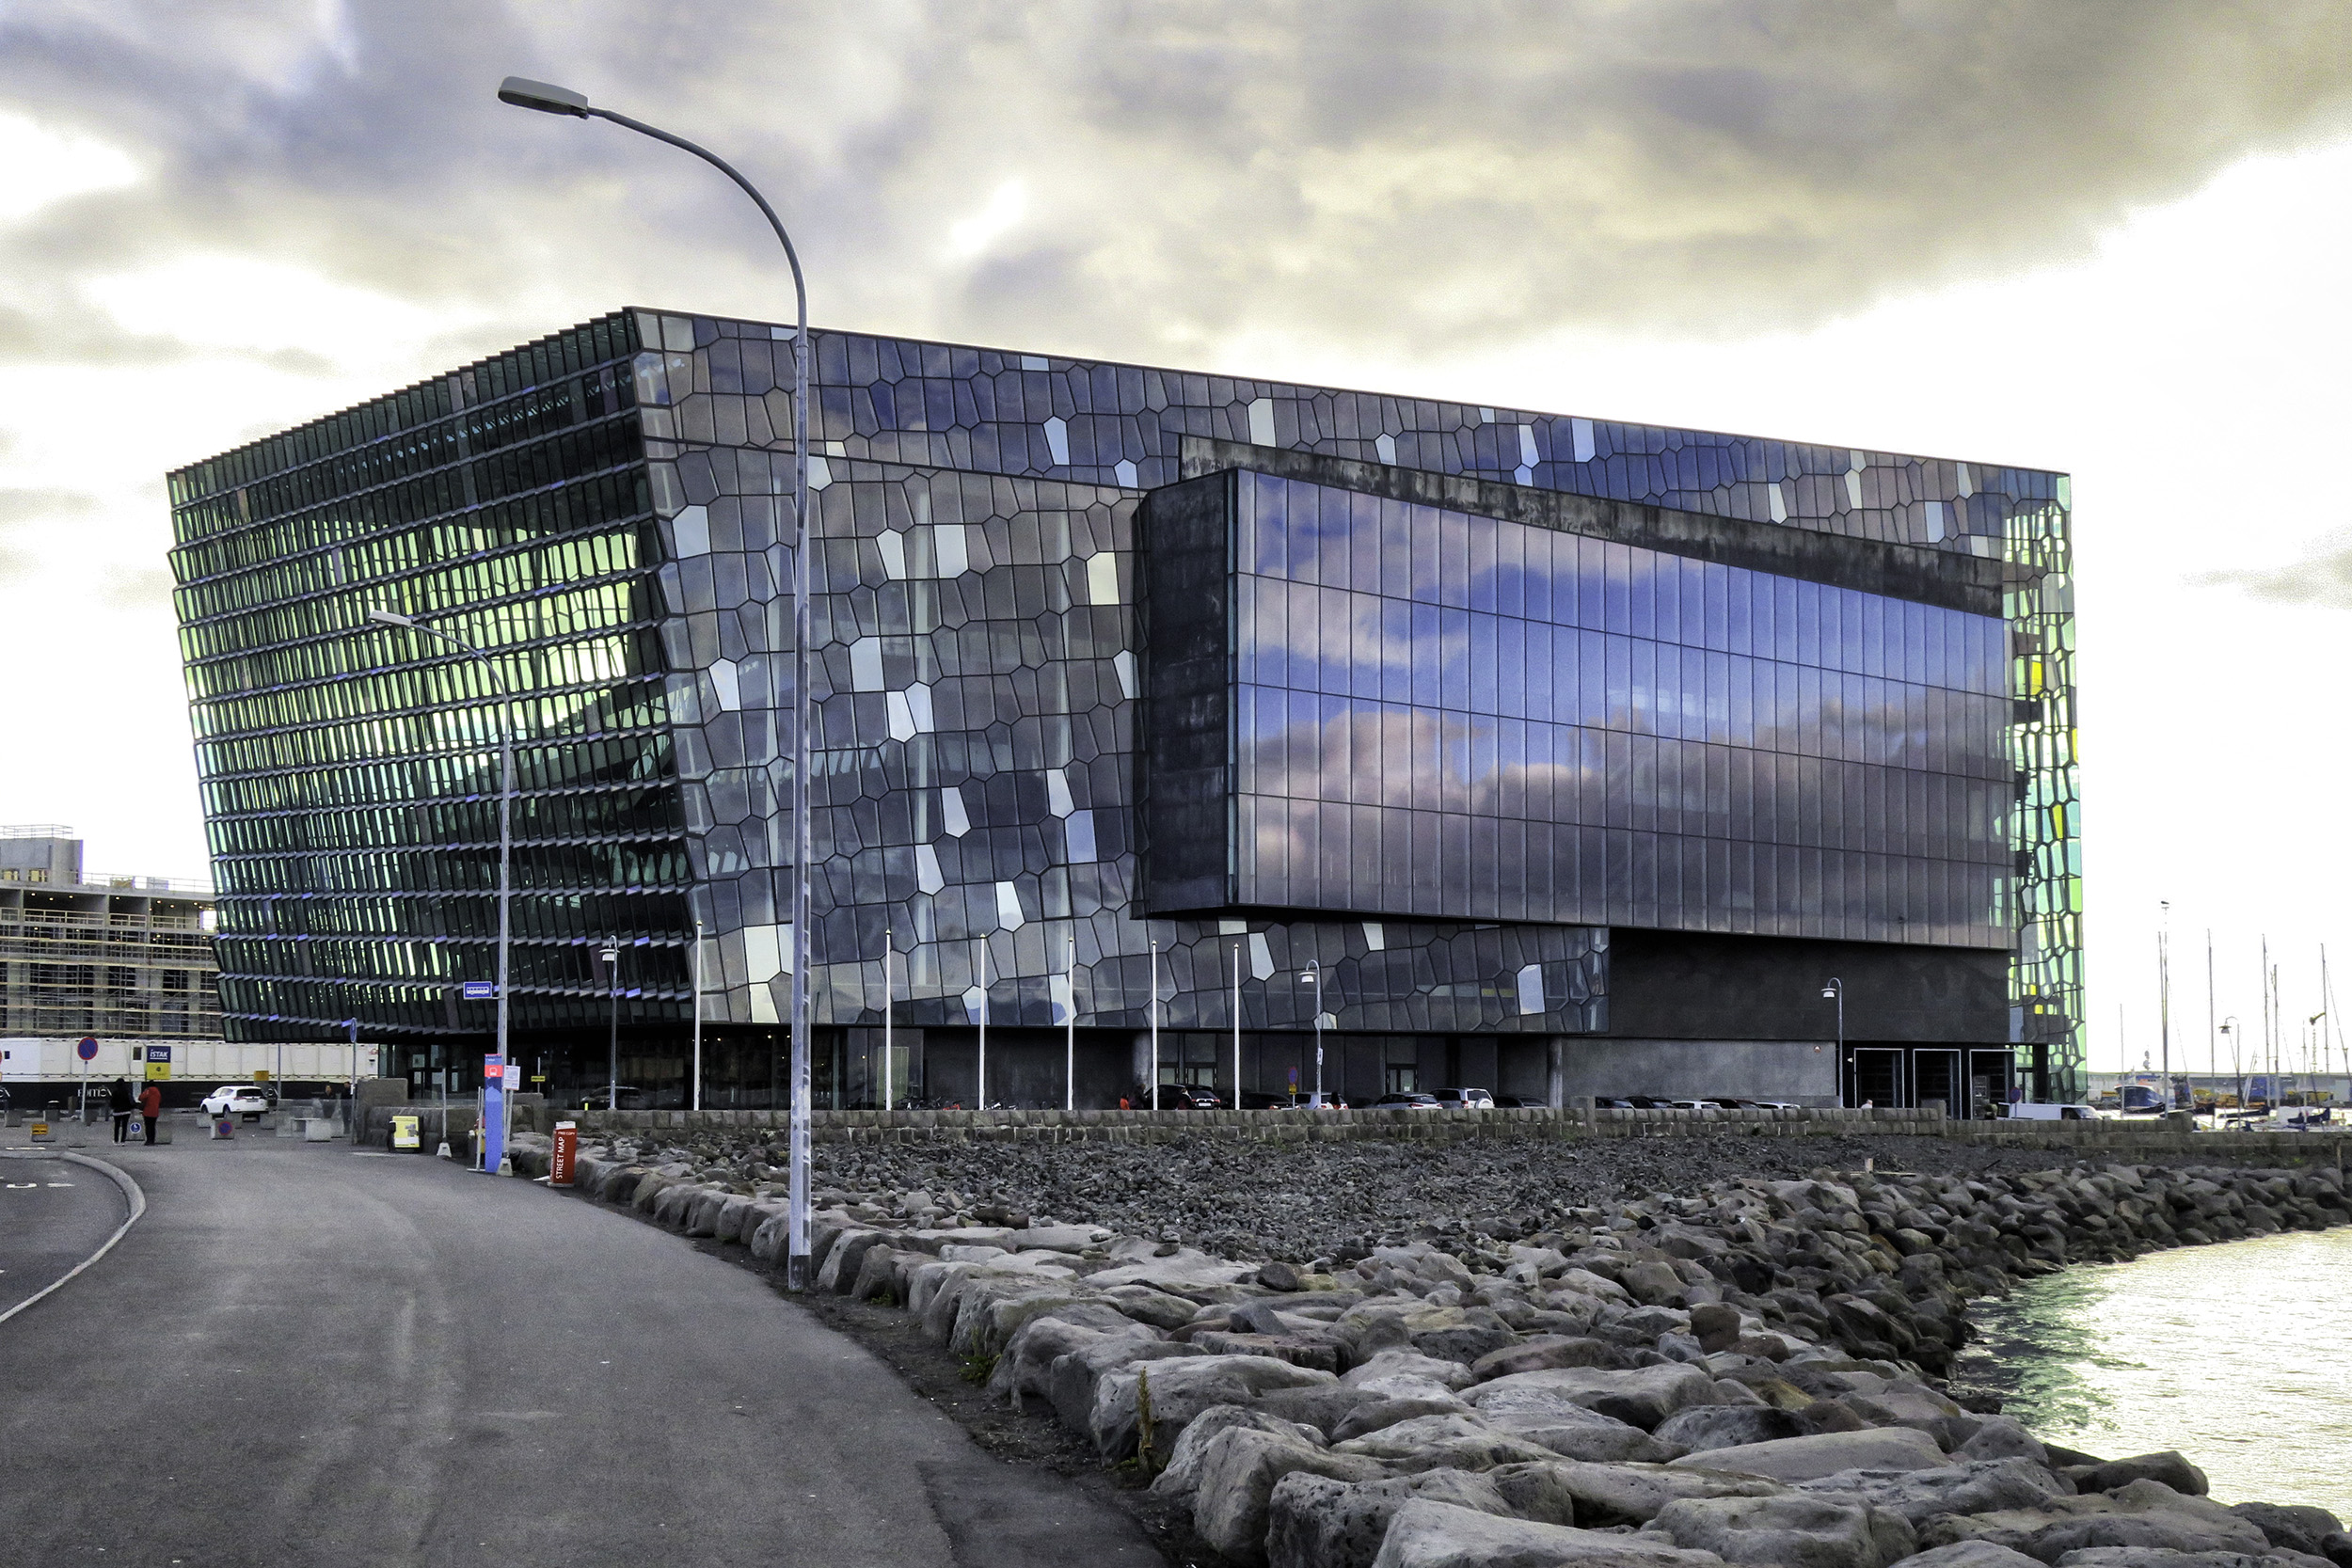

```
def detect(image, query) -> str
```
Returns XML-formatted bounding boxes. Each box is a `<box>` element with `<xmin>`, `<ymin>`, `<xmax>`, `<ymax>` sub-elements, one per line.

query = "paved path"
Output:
<box><xmin>0</xmin><ymin>1132</ymin><xmax>1156</xmax><ymax>1567</ymax></box>
<box><xmin>0</xmin><ymin>1150</ymin><xmax>131</xmax><ymax>1314</ymax></box>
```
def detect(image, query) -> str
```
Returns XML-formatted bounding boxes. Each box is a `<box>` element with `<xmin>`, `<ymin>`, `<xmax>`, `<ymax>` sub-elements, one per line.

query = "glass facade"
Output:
<box><xmin>1227</xmin><ymin>472</ymin><xmax>2012</xmax><ymax>946</ymax></box>
<box><xmin>168</xmin><ymin>314</ymin><xmax>691</xmax><ymax>1046</ymax></box>
<box><xmin>170</xmin><ymin>307</ymin><xmax>2081</xmax><ymax>1093</ymax></box>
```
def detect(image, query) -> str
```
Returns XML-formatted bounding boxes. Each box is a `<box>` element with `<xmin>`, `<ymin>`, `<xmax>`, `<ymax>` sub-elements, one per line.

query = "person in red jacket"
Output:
<box><xmin>139</xmin><ymin>1082</ymin><xmax>163</xmax><ymax>1146</ymax></box>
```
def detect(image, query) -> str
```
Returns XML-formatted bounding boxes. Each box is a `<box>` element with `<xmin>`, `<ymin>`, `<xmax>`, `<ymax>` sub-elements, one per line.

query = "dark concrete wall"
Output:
<box><xmin>1608</xmin><ymin>927</ymin><xmax>2009</xmax><ymax>1044</ymax></box>
<box><xmin>1176</xmin><ymin>436</ymin><xmax>2004</xmax><ymax>618</ymax></box>
<box><xmin>1136</xmin><ymin>471</ymin><xmax>1235</xmax><ymax>911</ymax></box>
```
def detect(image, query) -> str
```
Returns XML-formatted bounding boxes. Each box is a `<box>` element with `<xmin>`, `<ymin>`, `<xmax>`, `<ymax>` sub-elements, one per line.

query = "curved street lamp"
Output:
<box><xmin>497</xmin><ymin>76</ymin><xmax>818</xmax><ymax>1289</ymax></box>
<box><xmin>1820</xmin><ymin>977</ymin><xmax>1846</xmax><ymax>1106</ymax></box>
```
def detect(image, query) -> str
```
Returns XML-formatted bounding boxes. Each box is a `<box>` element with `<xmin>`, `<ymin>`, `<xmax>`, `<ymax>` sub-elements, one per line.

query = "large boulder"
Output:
<box><xmin>2043</xmin><ymin>1551</ymin><xmax>2338</xmax><ymax>1567</ymax></box>
<box><xmin>1955</xmin><ymin>1419</ymin><xmax>2052</xmax><ymax>1468</ymax></box>
<box><xmin>1152</xmin><ymin>1404</ymin><xmax>1325</xmax><ymax>1506</ymax></box>
<box><xmin>1253</xmin><ymin>1383</ymin><xmax>1383</xmax><ymax>1439</ymax></box>
<box><xmin>1049</xmin><ymin>1336</ymin><xmax>1204</xmax><ymax>1434</ymax></box>
<box><xmin>1472</xmin><ymin>1338</ymin><xmax>1620</xmax><ymax>1381</ymax></box>
<box><xmin>1645</xmin><ymin>1491</ymin><xmax>1916</xmax><ymax>1568</ymax></box>
<box><xmin>1470</xmin><ymin>1386</ymin><xmax>1681</xmax><ymax>1464</ymax></box>
<box><xmin>988</xmin><ymin>1306</ymin><xmax>1155</xmax><ymax>1402</ymax></box>
<box><xmin>1331</xmin><ymin>1413</ymin><xmax>1565</xmax><ymax>1473</ymax></box>
<box><xmin>1489</xmin><ymin>1461</ymin><xmax>1787</xmax><ymax>1528</ymax></box>
<box><xmin>1089</xmin><ymin>1354</ymin><xmax>1338</xmax><ymax>1462</ymax></box>
<box><xmin>1651</xmin><ymin>1406</ymin><xmax>1811</xmax><ymax>1454</ymax></box>
<box><xmin>1368</xmin><ymin>1499</ymin><xmax>1734</xmax><ymax>1567</ymax></box>
<box><xmin>2229</xmin><ymin>1501</ymin><xmax>2350</xmax><ymax>1560</ymax></box>
<box><xmin>1469</xmin><ymin>1363</ymin><xmax>1717</xmax><ymax>1432</ymax></box>
<box><xmin>1087</xmin><ymin>1247</ymin><xmax>1259</xmax><ymax>1296</ymax></box>
<box><xmin>1331</xmin><ymin>1394</ymin><xmax>1476</xmax><ymax>1444</ymax></box>
<box><xmin>1795</xmin><ymin>1459</ymin><xmax>2072</xmax><ymax>1527</ymax></box>
<box><xmin>683</xmin><ymin>1187</ymin><xmax>733</xmax><ymax>1236</ymax></box>
<box><xmin>1672</xmin><ymin>1428</ymin><xmax>1949</xmax><ymax>1482</ymax></box>
<box><xmin>1268</xmin><ymin>1470</ymin><xmax>1517</xmax><ymax>1568</ymax></box>
<box><xmin>711</xmin><ymin>1194</ymin><xmax>757</xmax><ymax>1242</ymax></box>
<box><xmin>814</xmin><ymin>1228</ymin><xmax>887</xmax><ymax>1291</ymax></box>
<box><xmin>1188</xmin><ymin>1424</ymin><xmax>1390</xmax><ymax>1564</ymax></box>
<box><xmin>1346</xmin><ymin>1351</ymin><xmax>1479</xmax><ymax>1397</ymax></box>
<box><xmin>2068</xmin><ymin>1452</ymin><xmax>2210</xmax><ymax>1497</ymax></box>
<box><xmin>1918</xmin><ymin>1478</ymin><xmax>2275</xmax><ymax>1560</ymax></box>
<box><xmin>1881</xmin><ymin>1539</ymin><xmax>2044</xmax><ymax>1565</ymax></box>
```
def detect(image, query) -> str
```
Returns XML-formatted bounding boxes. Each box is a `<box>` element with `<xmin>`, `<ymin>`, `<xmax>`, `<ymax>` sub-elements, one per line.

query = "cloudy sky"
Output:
<box><xmin>5</xmin><ymin>1</ymin><xmax>2349</xmax><ymax>1071</ymax></box>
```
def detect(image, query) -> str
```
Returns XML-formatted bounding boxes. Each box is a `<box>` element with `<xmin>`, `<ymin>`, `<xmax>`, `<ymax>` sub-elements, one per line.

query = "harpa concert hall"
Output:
<box><xmin>167</xmin><ymin>310</ymin><xmax>2082</xmax><ymax>1113</ymax></box>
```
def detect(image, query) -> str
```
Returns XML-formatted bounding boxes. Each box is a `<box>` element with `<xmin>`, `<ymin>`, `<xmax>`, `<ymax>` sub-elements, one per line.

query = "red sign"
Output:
<box><xmin>550</xmin><ymin>1122</ymin><xmax>579</xmax><ymax>1188</ymax></box>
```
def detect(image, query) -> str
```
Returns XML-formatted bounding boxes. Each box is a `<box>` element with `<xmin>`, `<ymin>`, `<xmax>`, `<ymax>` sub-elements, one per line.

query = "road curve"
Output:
<box><xmin>0</xmin><ymin>1136</ymin><xmax>1156</xmax><ymax>1568</ymax></box>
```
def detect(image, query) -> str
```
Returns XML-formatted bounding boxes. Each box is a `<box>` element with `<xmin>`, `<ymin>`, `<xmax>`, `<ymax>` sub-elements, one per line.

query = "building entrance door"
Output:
<box><xmin>1913</xmin><ymin>1050</ymin><xmax>1961</xmax><ymax>1116</ymax></box>
<box><xmin>1968</xmin><ymin>1049</ymin><xmax>2015</xmax><ymax>1119</ymax></box>
<box><xmin>1850</xmin><ymin>1048</ymin><xmax>1903</xmax><ymax>1108</ymax></box>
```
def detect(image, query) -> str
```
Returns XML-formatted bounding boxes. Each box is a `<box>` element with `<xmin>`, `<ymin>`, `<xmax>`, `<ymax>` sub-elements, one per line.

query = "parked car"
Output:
<box><xmin>1430</xmin><ymin>1087</ymin><xmax>1495</xmax><ymax>1109</ymax></box>
<box><xmin>200</xmin><ymin>1085</ymin><xmax>276</xmax><ymax>1118</ymax></box>
<box><xmin>576</xmin><ymin>1085</ymin><xmax>650</xmax><ymax>1111</ymax></box>
<box><xmin>1372</xmin><ymin>1091</ymin><xmax>1442</xmax><ymax>1110</ymax></box>
<box><xmin>1490</xmin><ymin>1095</ymin><xmax>1534</xmax><ymax>1108</ymax></box>
<box><xmin>1130</xmin><ymin>1084</ymin><xmax>1223</xmax><ymax>1109</ymax></box>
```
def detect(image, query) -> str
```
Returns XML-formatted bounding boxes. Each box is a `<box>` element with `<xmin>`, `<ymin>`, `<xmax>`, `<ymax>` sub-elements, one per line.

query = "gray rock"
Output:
<box><xmin>1651</xmin><ymin>1405</ymin><xmax>1810</xmax><ymax>1453</ymax></box>
<box><xmin>1469</xmin><ymin>1363</ymin><xmax>1716</xmax><ymax>1432</ymax></box>
<box><xmin>1331</xmin><ymin>1394</ymin><xmax>1477</xmax><ymax>1443</ymax></box>
<box><xmin>1646</xmin><ymin>1491</ymin><xmax>1916</xmax><ymax>1568</ymax></box>
<box><xmin>1101</xmin><ymin>1284</ymin><xmax>1201</xmax><ymax>1331</ymax></box>
<box><xmin>2072</xmin><ymin>1452</ymin><xmax>2211</xmax><ymax>1498</ymax></box>
<box><xmin>1346</xmin><ymin>1350</ymin><xmax>1481</xmax><ymax>1395</ymax></box>
<box><xmin>1955</xmin><ymin>1419</ymin><xmax>2051</xmax><ymax>1469</ymax></box>
<box><xmin>684</xmin><ymin>1187</ymin><xmax>733</xmax><ymax>1236</ymax></box>
<box><xmin>1490</xmin><ymin>1461</ymin><xmax>1787</xmax><ymax>1528</ymax></box>
<box><xmin>1254</xmin><ymin>1382</ymin><xmax>1381</xmax><ymax>1437</ymax></box>
<box><xmin>1796</xmin><ymin>1459</ymin><xmax>2072</xmax><ymax>1527</ymax></box>
<box><xmin>1152</xmin><ymin>1403</ymin><xmax>1325</xmax><ymax>1505</ymax></box>
<box><xmin>1470</xmin><ymin>1388</ymin><xmax>1680</xmax><ymax>1464</ymax></box>
<box><xmin>1473</xmin><ymin>1338</ymin><xmax>1620</xmax><ymax>1380</ymax></box>
<box><xmin>1368</xmin><ymin>1499</ymin><xmax>1735</xmax><ymax>1567</ymax></box>
<box><xmin>1269</xmin><ymin>1471</ymin><xmax>1517</xmax><ymax>1568</ymax></box>
<box><xmin>989</xmin><ymin>1306</ymin><xmax>1154</xmax><ymax>1402</ymax></box>
<box><xmin>1883</xmin><ymin>1544</ymin><xmax>2045</xmax><ymax>1567</ymax></box>
<box><xmin>2046</xmin><ymin>1552</ymin><xmax>2336</xmax><ymax>1567</ymax></box>
<box><xmin>815</xmin><ymin>1227</ymin><xmax>886</xmax><ymax>1291</ymax></box>
<box><xmin>1919</xmin><ymin>1478</ymin><xmax>2274</xmax><ymax>1560</ymax></box>
<box><xmin>1331</xmin><ymin>1413</ymin><xmax>1565</xmax><ymax>1473</ymax></box>
<box><xmin>1049</xmin><ymin>1336</ymin><xmax>1205</xmax><ymax>1434</ymax></box>
<box><xmin>1672</xmin><ymin>1427</ymin><xmax>1950</xmax><ymax>1482</ymax></box>
<box><xmin>2229</xmin><ymin>1502</ymin><xmax>2349</xmax><ymax>1560</ymax></box>
<box><xmin>1412</xmin><ymin>1323</ymin><xmax>1524</xmax><ymax>1365</ymax></box>
<box><xmin>711</xmin><ymin>1194</ymin><xmax>757</xmax><ymax>1242</ymax></box>
<box><xmin>1191</xmin><ymin>1423</ymin><xmax>1391</xmax><ymax>1564</ymax></box>
<box><xmin>1089</xmin><ymin>1354</ymin><xmax>1339</xmax><ymax>1462</ymax></box>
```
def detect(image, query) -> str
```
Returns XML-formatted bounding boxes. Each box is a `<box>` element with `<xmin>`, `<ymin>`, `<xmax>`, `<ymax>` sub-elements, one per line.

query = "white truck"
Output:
<box><xmin>1</xmin><ymin>1037</ymin><xmax>380</xmax><ymax>1091</ymax></box>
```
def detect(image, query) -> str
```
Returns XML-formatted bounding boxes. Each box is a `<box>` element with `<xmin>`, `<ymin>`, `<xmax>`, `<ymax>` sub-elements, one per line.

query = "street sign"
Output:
<box><xmin>482</xmin><ymin>1053</ymin><xmax>507</xmax><ymax>1173</ymax></box>
<box><xmin>462</xmin><ymin>981</ymin><xmax>497</xmax><ymax>1001</ymax></box>
<box><xmin>76</xmin><ymin>1037</ymin><xmax>98</xmax><ymax>1062</ymax></box>
<box><xmin>146</xmin><ymin>1044</ymin><xmax>172</xmax><ymax>1082</ymax></box>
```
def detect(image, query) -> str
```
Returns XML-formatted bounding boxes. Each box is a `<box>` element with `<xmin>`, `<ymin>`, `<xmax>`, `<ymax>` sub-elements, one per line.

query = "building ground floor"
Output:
<box><xmin>383</xmin><ymin>1024</ymin><xmax>2016</xmax><ymax>1118</ymax></box>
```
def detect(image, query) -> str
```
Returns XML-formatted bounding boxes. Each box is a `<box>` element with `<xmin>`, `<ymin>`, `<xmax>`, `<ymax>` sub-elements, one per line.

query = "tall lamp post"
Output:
<box><xmin>1820</xmin><ymin>977</ymin><xmax>1846</xmax><ymax>1107</ymax></box>
<box><xmin>498</xmin><ymin>76</ymin><xmax>818</xmax><ymax>1289</ymax></box>
<box><xmin>367</xmin><ymin>608</ymin><xmax>513</xmax><ymax>1149</ymax></box>
<box><xmin>601</xmin><ymin>944</ymin><xmax>621</xmax><ymax>1117</ymax></box>
<box><xmin>2219</xmin><ymin>1015</ymin><xmax>2240</xmax><ymax>1126</ymax></box>
<box><xmin>1301</xmin><ymin>960</ymin><xmax>1325</xmax><ymax>1108</ymax></box>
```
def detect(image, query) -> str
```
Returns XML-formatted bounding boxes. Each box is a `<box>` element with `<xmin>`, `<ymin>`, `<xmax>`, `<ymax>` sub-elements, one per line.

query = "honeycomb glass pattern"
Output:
<box><xmin>172</xmin><ymin>305</ymin><xmax>2081</xmax><ymax>1096</ymax></box>
<box><xmin>1221</xmin><ymin>472</ymin><xmax>2011</xmax><ymax>945</ymax></box>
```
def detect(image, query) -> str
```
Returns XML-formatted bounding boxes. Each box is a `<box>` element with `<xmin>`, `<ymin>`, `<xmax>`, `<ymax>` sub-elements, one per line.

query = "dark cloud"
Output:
<box><xmin>0</xmin><ymin>1</ymin><xmax>2347</xmax><ymax>372</ymax></box>
<box><xmin>2199</xmin><ymin>537</ymin><xmax>2352</xmax><ymax>610</ymax></box>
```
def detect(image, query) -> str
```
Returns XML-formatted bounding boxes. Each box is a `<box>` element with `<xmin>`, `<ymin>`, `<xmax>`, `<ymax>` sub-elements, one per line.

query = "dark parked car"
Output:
<box><xmin>1372</xmin><ymin>1091</ymin><xmax>1442</xmax><ymax>1110</ymax></box>
<box><xmin>1132</xmin><ymin>1084</ymin><xmax>1223</xmax><ymax>1109</ymax></box>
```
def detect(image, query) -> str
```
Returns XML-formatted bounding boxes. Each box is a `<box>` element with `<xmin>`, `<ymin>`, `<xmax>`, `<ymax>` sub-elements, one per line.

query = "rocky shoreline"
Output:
<box><xmin>505</xmin><ymin>1129</ymin><xmax>2352</xmax><ymax>1568</ymax></box>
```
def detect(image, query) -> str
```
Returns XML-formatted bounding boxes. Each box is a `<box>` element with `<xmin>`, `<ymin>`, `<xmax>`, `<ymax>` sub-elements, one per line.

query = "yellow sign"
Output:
<box><xmin>145</xmin><ymin>1062</ymin><xmax>171</xmax><ymax>1081</ymax></box>
<box><xmin>254</xmin><ymin>1069</ymin><xmax>271</xmax><ymax>1082</ymax></box>
<box><xmin>390</xmin><ymin>1114</ymin><xmax>421</xmax><ymax>1151</ymax></box>
<box><xmin>29</xmin><ymin>1121</ymin><xmax>50</xmax><ymax>1139</ymax></box>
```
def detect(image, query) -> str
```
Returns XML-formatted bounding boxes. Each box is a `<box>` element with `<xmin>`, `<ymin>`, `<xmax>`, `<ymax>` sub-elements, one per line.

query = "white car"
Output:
<box><xmin>201</xmin><ymin>1085</ymin><xmax>276</xmax><ymax>1118</ymax></box>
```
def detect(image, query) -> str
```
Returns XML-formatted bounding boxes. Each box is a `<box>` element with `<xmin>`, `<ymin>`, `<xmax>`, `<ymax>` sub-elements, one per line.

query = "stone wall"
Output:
<box><xmin>524</xmin><ymin>1101</ymin><xmax>2346</xmax><ymax>1165</ymax></box>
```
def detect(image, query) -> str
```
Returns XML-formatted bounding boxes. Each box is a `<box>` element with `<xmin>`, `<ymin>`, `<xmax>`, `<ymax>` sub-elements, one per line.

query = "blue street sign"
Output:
<box><xmin>76</xmin><ymin>1037</ymin><xmax>99</xmax><ymax>1061</ymax></box>
<box><xmin>462</xmin><ymin>981</ymin><xmax>497</xmax><ymax>1000</ymax></box>
<box><xmin>482</xmin><ymin>1053</ymin><xmax>507</xmax><ymax>1173</ymax></box>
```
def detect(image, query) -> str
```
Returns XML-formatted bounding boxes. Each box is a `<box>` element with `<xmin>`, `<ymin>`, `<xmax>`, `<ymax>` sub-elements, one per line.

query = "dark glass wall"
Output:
<box><xmin>1219</xmin><ymin>471</ymin><xmax>2011</xmax><ymax>944</ymax></box>
<box><xmin>167</xmin><ymin>313</ymin><xmax>692</xmax><ymax>1045</ymax></box>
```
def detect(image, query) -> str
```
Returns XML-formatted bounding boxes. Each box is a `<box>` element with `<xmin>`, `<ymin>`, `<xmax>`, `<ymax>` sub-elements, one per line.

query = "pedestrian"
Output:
<box><xmin>140</xmin><ymin>1080</ymin><xmax>163</xmax><ymax>1146</ymax></box>
<box><xmin>108</xmin><ymin>1077</ymin><xmax>135</xmax><ymax>1143</ymax></box>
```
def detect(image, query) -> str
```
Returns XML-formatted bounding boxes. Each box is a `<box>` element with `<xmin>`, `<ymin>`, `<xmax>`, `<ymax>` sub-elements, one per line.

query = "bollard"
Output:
<box><xmin>550</xmin><ymin>1121</ymin><xmax>579</xmax><ymax>1187</ymax></box>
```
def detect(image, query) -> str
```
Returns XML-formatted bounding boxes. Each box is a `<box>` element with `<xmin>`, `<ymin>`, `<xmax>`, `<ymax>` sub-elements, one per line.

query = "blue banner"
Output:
<box><xmin>483</xmin><ymin>1054</ymin><xmax>505</xmax><ymax>1171</ymax></box>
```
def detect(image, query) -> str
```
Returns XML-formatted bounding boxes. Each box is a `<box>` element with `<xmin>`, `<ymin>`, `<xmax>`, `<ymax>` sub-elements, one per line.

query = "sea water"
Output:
<box><xmin>1954</xmin><ymin>1223</ymin><xmax>2352</xmax><ymax>1518</ymax></box>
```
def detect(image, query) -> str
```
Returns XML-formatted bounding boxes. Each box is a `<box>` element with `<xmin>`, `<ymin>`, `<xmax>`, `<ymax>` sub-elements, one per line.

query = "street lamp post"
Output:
<box><xmin>498</xmin><ymin>75</ymin><xmax>818</xmax><ymax>1288</ymax></box>
<box><xmin>367</xmin><ymin>608</ymin><xmax>513</xmax><ymax>1149</ymax></box>
<box><xmin>1820</xmin><ymin>978</ymin><xmax>1846</xmax><ymax>1107</ymax></box>
<box><xmin>602</xmin><ymin>945</ymin><xmax>620</xmax><ymax>1118</ymax></box>
<box><xmin>1302</xmin><ymin>961</ymin><xmax>1325</xmax><ymax>1108</ymax></box>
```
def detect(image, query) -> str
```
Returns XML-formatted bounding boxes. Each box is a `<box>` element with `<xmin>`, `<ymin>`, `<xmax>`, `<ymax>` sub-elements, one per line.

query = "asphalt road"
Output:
<box><xmin>0</xmin><ymin>1150</ymin><xmax>130</xmax><ymax>1313</ymax></box>
<box><xmin>0</xmin><ymin>1127</ymin><xmax>1157</xmax><ymax>1568</ymax></box>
